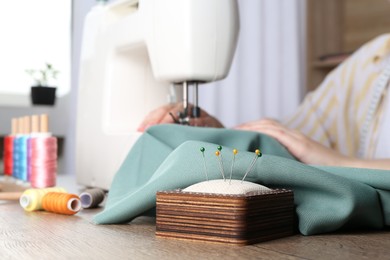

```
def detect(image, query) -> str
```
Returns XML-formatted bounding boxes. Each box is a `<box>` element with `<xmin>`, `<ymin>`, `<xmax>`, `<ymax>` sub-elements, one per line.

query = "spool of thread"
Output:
<box><xmin>42</xmin><ymin>192</ymin><xmax>81</xmax><ymax>215</ymax></box>
<box><xmin>13</xmin><ymin>117</ymin><xmax>24</xmax><ymax>179</ymax></box>
<box><xmin>29</xmin><ymin>137</ymin><xmax>57</xmax><ymax>188</ymax></box>
<box><xmin>27</xmin><ymin>115</ymin><xmax>40</xmax><ymax>181</ymax></box>
<box><xmin>19</xmin><ymin>187</ymin><xmax>66</xmax><ymax>211</ymax></box>
<box><xmin>79</xmin><ymin>188</ymin><xmax>106</xmax><ymax>208</ymax></box>
<box><xmin>3</xmin><ymin>118</ymin><xmax>17</xmax><ymax>176</ymax></box>
<box><xmin>29</xmin><ymin>114</ymin><xmax>58</xmax><ymax>188</ymax></box>
<box><xmin>19</xmin><ymin>116</ymin><xmax>31</xmax><ymax>181</ymax></box>
<box><xmin>3</xmin><ymin>136</ymin><xmax>14</xmax><ymax>175</ymax></box>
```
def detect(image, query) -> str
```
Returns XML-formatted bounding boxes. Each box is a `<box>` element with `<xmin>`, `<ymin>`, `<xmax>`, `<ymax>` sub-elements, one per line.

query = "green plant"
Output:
<box><xmin>26</xmin><ymin>63</ymin><xmax>59</xmax><ymax>87</ymax></box>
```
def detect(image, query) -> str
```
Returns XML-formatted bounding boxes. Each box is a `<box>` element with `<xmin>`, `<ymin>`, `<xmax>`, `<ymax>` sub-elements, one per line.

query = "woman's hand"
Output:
<box><xmin>138</xmin><ymin>102</ymin><xmax>224</xmax><ymax>132</ymax></box>
<box><xmin>235</xmin><ymin>119</ymin><xmax>353</xmax><ymax>166</ymax></box>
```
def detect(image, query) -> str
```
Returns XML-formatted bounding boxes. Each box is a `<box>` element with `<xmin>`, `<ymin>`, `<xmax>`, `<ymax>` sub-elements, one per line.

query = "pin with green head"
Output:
<box><xmin>215</xmin><ymin>146</ymin><xmax>226</xmax><ymax>180</ymax></box>
<box><xmin>200</xmin><ymin>147</ymin><xmax>208</xmax><ymax>181</ymax></box>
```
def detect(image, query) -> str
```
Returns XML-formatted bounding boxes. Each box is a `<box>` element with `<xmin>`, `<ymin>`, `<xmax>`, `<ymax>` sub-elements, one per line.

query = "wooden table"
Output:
<box><xmin>1</xmin><ymin>178</ymin><xmax>390</xmax><ymax>259</ymax></box>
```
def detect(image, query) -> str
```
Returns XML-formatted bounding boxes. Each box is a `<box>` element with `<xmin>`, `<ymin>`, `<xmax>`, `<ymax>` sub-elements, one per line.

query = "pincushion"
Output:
<box><xmin>156</xmin><ymin>184</ymin><xmax>295</xmax><ymax>245</ymax></box>
<box><xmin>182</xmin><ymin>179</ymin><xmax>270</xmax><ymax>195</ymax></box>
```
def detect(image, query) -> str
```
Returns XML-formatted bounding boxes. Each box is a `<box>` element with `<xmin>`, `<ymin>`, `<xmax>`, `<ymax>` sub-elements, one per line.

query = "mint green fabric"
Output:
<box><xmin>94</xmin><ymin>125</ymin><xmax>389</xmax><ymax>235</ymax></box>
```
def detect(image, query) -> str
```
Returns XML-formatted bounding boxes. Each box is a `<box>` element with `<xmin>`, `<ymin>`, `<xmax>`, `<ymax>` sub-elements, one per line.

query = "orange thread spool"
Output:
<box><xmin>42</xmin><ymin>192</ymin><xmax>81</xmax><ymax>215</ymax></box>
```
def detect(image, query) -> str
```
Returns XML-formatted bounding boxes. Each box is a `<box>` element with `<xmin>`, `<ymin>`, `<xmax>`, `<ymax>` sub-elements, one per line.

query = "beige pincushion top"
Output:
<box><xmin>182</xmin><ymin>179</ymin><xmax>270</xmax><ymax>195</ymax></box>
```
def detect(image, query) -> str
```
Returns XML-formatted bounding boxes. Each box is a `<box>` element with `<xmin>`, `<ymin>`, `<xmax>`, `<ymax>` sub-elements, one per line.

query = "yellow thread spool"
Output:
<box><xmin>19</xmin><ymin>187</ymin><xmax>67</xmax><ymax>211</ymax></box>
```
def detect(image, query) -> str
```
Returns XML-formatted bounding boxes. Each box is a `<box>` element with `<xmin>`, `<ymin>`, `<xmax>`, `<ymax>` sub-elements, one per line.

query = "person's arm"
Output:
<box><xmin>347</xmin><ymin>159</ymin><xmax>390</xmax><ymax>170</ymax></box>
<box><xmin>138</xmin><ymin>102</ymin><xmax>224</xmax><ymax>132</ymax></box>
<box><xmin>235</xmin><ymin>118</ymin><xmax>390</xmax><ymax>170</ymax></box>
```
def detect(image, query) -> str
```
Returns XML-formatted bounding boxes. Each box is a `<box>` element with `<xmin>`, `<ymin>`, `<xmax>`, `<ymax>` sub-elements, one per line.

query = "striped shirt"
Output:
<box><xmin>285</xmin><ymin>34</ymin><xmax>390</xmax><ymax>159</ymax></box>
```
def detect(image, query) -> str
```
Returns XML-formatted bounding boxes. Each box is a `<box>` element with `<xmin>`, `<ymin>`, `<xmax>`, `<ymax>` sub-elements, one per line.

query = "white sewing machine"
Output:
<box><xmin>76</xmin><ymin>0</ymin><xmax>240</xmax><ymax>189</ymax></box>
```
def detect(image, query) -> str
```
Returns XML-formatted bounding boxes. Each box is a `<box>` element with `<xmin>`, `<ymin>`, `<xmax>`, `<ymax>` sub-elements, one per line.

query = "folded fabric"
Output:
<box><xmin>94</xmin><ymin>125</ymin><xmax>389</xmax><ymax>235</ymax></box>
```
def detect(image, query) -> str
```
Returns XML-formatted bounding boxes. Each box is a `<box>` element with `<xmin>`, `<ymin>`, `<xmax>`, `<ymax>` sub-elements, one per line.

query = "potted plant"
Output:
<box><xmin>26</xmin><ymin>63</ymin><xmax>59</xmax><ymax>106</ymax></box>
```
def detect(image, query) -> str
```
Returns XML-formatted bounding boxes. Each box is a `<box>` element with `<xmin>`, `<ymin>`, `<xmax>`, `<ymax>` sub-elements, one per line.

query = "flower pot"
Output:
<box><xmin>30</xmin><ymin>86</ymin><xmax>56</xmax><ymax>106</ymax></box>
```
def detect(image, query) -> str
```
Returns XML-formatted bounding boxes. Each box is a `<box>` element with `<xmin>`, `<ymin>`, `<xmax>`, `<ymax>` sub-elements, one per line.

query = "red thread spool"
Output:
<box><xmin>3</xmin><ymin>118</ymin><xmax>17</xmax><ymax>176</ymax></box>
<box><xmin>42</xmin><ymin>192</ymin><xmax>81</xmax><ymax>215</ymax></box>
<box><xmin>3</xmin><ymin>136</ymin><xmax>14</xmax><ymax>176</ymax></box>
<box><xmin>29</xmin><ymin>136</ymin><xmax>58</xmax><ymax>188</ymax></box>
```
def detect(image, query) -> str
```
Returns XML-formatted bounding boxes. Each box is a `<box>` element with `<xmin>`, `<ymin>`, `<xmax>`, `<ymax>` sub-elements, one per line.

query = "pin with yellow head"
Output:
<box><xmin>241</xmin><ymin>148</ymin><xmax>262</xmax><ymax>182</ymax></box>
<box><xmin>229</xmin><ymin>149</ymin><xmax>238</xmax><ymax>184</ymax></box>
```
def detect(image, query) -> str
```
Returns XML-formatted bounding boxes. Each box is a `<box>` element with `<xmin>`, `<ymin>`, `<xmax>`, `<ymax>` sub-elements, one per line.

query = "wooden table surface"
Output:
<box><xmin>1</xmin><ymin>178</ymin><xmax>390</xmax><ymax>259</ymax></box>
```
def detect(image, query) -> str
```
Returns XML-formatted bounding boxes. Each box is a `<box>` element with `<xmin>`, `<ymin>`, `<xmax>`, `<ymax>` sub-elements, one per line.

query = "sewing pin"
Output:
<box><xmin>217</xmin><ymin>145</ymin><xmax>226</xmax><ymax>181</ymax></box>
<box><xmin>241</xmin><ymin>149</ymin><xmax>262</xmax><ymax>182</ymax></box>
<box><xmin>218</xmin><ymin>145</ymin><xmax>227</xmax><ymax>181</ymax></box>
<box><xmin>229</xmin><ymin>149</ymin><xmax>238</xmax><ymax>184</ymax></box>
<box><xmin>215</xmin><ymin>148</ymin><xmax>226</xmax><ymax>181</ymax></box>
<box><xmin>200</xmin><ymin>147</ymin><xmax>209</xmax><ymax>181</ymax></box>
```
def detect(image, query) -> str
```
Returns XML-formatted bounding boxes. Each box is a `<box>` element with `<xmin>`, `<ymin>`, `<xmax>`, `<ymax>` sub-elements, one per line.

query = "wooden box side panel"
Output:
<box><xmin>156</xmin><ymin>189</ymin><xmax>295</xmax><ymax>245</ymax></box>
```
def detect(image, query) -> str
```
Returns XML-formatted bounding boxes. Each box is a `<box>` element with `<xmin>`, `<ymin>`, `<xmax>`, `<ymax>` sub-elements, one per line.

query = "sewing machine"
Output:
<box><xmin>76</xmin><ymin>0</ymin><xmax>240</xmax><ymax>189</ymax></box>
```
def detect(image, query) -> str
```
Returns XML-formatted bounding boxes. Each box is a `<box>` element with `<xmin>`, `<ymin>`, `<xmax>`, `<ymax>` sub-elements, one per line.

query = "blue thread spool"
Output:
<box><xmin>12</xmin><ymin>117</ymin><xmax>31</xmax><ymax>181</ymax></box>
<box><xmin>19</xmin><ymin>135</ymin><xmax>29</xmax><ymax>181</ymax></box>
<box><xmin>13</xmin><ymin>133</ymin><xmax>22</xmax><ymax>179</ymax></box>
<box><xmin>19</xmin><ymin>116</ymin><xmax>32</xmax><ymax>181</ymax></box>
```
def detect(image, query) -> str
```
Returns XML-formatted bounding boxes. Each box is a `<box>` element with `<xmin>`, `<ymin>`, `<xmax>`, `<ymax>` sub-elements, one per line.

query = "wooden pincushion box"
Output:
<box><xmin>156</xmin><ymin>189</ymin><xmax>295</xmax><ymax>245</ymax></box>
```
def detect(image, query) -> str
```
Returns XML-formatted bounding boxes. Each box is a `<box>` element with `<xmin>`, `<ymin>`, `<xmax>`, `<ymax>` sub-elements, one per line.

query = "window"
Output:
<box><xmin>0</xmin><ymin>0</ymin><xmax>71</xmax><ymax>103</ymax></box>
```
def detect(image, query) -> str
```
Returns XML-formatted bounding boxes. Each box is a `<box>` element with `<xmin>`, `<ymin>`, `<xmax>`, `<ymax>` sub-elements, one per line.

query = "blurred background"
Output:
<box><xmin>1</xmin><ymin>0</ymin><xmax>390</xmax><ymax>176</ymax></box>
